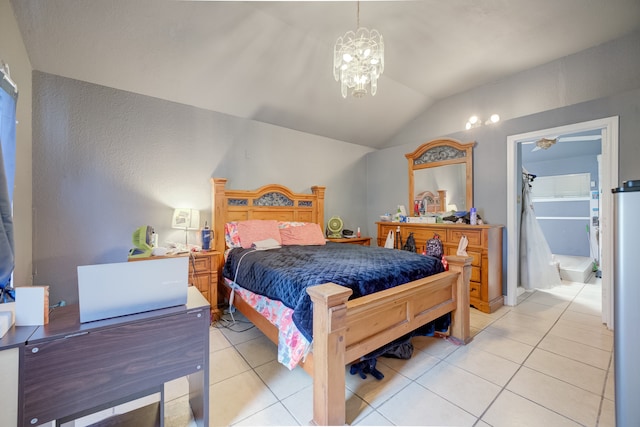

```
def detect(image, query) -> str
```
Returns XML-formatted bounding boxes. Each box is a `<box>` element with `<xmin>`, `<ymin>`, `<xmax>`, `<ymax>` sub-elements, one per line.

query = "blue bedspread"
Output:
<box><xmin>222</xmin><ymin>243</ymin><xmax>444</xmax><ymax>341</ymax></box>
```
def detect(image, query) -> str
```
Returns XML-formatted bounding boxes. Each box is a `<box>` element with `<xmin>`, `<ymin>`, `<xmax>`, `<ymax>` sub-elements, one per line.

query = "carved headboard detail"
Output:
<box><xmin>211</xmin><ymin>178</ymin><xmax>326</xmax><ymax>254</ymax></box>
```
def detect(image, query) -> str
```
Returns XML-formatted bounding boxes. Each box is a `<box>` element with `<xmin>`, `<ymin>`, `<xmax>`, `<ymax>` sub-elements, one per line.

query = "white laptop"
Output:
<box><xmin>77</xmin><ymin>257</ymin><xmax>188</xmax><ymax>323</ymax></box>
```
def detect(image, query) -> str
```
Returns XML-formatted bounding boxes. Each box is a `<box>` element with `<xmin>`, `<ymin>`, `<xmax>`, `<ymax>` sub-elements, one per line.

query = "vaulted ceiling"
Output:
<box><xmin>11</xmin><ymin>0</ymin><xmax>640</xmax><ymax>148</ymax></box>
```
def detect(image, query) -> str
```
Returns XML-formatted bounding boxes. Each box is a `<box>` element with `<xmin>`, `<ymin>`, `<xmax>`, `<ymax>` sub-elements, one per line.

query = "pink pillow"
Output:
<box><xmin>237</xmin><ymin>220</ymin><xmax>282</xmax><ymax>249</ymax></box>
<box><xmin>279</xmin><ymin>222</ymin><xmax>326</xmax><ymax>246</ymax></box>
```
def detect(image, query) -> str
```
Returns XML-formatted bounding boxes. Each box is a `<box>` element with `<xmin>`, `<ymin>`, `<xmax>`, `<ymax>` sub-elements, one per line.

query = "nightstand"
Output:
<box><xmin>327</xmin><ymin>236</ymin><xmax>371</xmax><ymax>246</ymax></box>
<box><xmin>129</xmin><ymin>250</ymin><xmax>222</xmax><ymax>320</ymax></box>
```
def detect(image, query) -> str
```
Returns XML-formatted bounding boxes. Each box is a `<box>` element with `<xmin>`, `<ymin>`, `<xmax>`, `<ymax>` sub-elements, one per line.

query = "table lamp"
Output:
<box><xmin>171</xmin><ymin>208</ymin><xmax>200</xmax><ymax>247</ymax></box>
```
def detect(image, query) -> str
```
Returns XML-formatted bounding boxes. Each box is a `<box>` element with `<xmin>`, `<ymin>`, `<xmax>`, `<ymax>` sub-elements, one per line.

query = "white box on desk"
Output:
<box><xmin>15</xmin><ymin>286</ymin><xmax>49</xmax><ymax>326</ymax></box>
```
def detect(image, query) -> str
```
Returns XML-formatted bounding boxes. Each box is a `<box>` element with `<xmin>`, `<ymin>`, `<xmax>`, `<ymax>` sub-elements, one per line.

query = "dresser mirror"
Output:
<box><xmin>405</xmin><ymin>138</ymin><xmax>475</xmax><ymax>214</ymax></box>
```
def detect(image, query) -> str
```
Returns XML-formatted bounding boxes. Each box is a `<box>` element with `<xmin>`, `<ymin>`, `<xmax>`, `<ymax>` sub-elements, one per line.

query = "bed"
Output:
<box><xmin>211</xmin><ymin>178</ymin><xmax>472</xmax><ymax>425</ymax></box>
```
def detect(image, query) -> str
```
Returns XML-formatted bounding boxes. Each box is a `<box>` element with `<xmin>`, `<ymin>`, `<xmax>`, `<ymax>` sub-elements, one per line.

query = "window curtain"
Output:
<box><xmin>0</xmin><ymin>73</ymin><xmax>17</xmax><ymax>302</ymax></box>
<box><xmin>519</xmin><ymin>168</ymin><xmax>562</xmax><ymax>290</ymax></box>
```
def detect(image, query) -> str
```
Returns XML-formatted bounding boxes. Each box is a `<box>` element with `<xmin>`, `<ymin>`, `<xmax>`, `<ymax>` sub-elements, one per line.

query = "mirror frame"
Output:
<box><xmin>406</xmin><ymin>138</ymin><xmax>475</xmax><ymax>213</ymax></box>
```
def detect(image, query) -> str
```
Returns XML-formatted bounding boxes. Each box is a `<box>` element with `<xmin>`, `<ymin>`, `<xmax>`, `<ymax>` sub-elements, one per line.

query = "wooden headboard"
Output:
<box><xmin>211</xmin><ymin>178</ymin><xmax>326</xmax><ymax>254</ymax></box>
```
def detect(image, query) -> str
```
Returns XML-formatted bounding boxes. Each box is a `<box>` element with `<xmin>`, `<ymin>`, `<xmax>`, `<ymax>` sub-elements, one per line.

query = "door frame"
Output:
<box><xmin>505</xmin><ymin>116</ymin><xmax>618</xmax><ymax>328</ymax></box>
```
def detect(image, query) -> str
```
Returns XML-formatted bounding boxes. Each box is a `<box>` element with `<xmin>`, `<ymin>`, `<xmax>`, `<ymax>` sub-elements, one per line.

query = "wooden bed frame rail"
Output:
<box><xmin>211</xmin><ymin>178</ymin><xmax>472</xmax><ymax>426</ymax></box>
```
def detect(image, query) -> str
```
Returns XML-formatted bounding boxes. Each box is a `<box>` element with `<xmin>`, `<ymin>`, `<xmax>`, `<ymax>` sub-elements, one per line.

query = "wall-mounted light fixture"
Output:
<box><xmin>465</xmin><ymin>114</ymin><xmax>500</xmax><ymax>130</ymax></box>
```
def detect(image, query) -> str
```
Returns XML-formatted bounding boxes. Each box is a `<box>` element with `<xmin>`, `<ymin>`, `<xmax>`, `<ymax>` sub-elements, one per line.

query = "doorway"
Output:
<box><xmin>506</xmin><ymin>117</ymin><xmax>619</xmax><ymax>329</ymax></box>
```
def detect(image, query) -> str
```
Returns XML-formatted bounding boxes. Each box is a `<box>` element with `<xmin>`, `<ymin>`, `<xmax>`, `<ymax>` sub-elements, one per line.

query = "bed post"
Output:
<box><xmin>307</xmin><ymin>283</ymin><xmax>353</xmax><ymax>426</ymax></box>
<box><xmin>311</xmin><ymin>185</ymin><xmax>325</xmax><ymax>230</ymax></box>
<box><xmin>211</xmin><ymin>178</ymin><xmax>227</xmax><ymax>255</ymax></box>
<box><xmin>445</xmin><ymin>255</ymin><xmax>473</xmax><ymax>344</ymax></box>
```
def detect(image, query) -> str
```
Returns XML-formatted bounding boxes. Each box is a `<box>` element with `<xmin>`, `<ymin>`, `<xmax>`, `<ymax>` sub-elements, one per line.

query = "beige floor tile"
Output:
<box><xmin>482</xmin><ymin>389</ymin><xmax>581</xmax><ymax>427</ymax></box>
<box><xmin>555</xmin><ymin>317</ymin><xmax>610</xmax><ymax>338</ymax></box>
<box><xmin>599</xmin><ymin>398</ymin><xmax>616</xmax><ymax>427</ymax></box>
<box><xmin>507</xmin><ymin>366</ymin><xmax>601</xmax><ymax>426</ymax></box>
<box><xmin>164</xmin><ymin>376</ymin><xmax>189</xmax><ymax>401</ymax></box>
<box><xmin>345</xmin><ymin>363</ymin><xmax>412</xmax><ymax>408</ymax></box>
<box><xmin>524</xmin><ymin>291</ymin><xmax>572</xmax><ymax>309</ymax></box>
<box><xmin>604</xmin><ymin>369</ymin><xmax>615</xmax><ymax>401</ymax></box>
<box><xmin>549</xmin><ymin>322</ymin><xmax>614</xmax><ymax>352</ymax></box>
<box><xmin>517</xmin><ymin>289</ymin><xmax>534</xmax><ymax>304</ymax></box>
<box><xmin>164</xmin><ymin>394</ymin><xmax>197</xmax><ymax>427</ymax></box>
<box><xmin>411</xmin><ymin>335</ymin><xmax>459</xmax><ymax>359</ymax></box>
<box><xmin>524</xmin><ymin>348</ymin><xmax>606</xmax><ymax>394</ymax></box>
<box><xmin>444</xmin><ymin>345</ymin><xmax>520</xmax><ymax>386</ymax></box>
<box><xmin>218</xmin><ymin>321</ymin><xmax>265</xmax><ymax>345</ymax></box>
<box><xmin>559</xmin><ymin>309</ymin><xmax>612</xmax><ymax>335</ymax></box>
<box><xmin>481</xmin><ymin>304</ymin><xmax>512</xmax><ymax>320</ymax></box>
<box><xmin>281</xmin><ymin>384</ymin><xmax>374</xmax><ymax>426</ymax></box>
<box><xmin>567</xmin><ymin>297</ymin><xmax>602</xmax><ymax>317</ymax></box>
<box><xmin>210</xmin><ymin>346</ymin><xmax>251</xmax><ymax>384</ymax></box>
<box><xmin>353</xmin><ymin>410</ymin><xmax>393</xmax><ymax>426</ymax></box>
<box><xmin>254</xmin><ymin>359</ymin><xmax>312</xmax><ymax>401</ymax></box>
<box><xmin>377</xmin><ymin>382</ymin><xmax>477</xmax><ymax>426</ymax></box>
<box><xmin>377</xmin><ymin>346</ymin><xmax>440</xmax><ymax>380</ymax></box>
<box><xmin>232</xmin><ymin>402</ymin><xmax>299</xmax><ymax>426</ymax></box>
<box><xmin>538</xmin><ymin>333</ymin><xmax>611</xmax><ymax>370</ymax></box>
<box><xmin>469</xmin><ymin>309</ymin><xmax>498</xmax><ymax>330</ymax></box>
<box><xmin>511</xmin><ymin>299</ymin><xmax>565</xmax><ymax>320</ymax></box>
<box><xmin>484</xmin><ymin>318</ymin><xmax>549</xmax><ymax>347</ymax></box>
<box><xmin>210</xmin><ymin>370</ymin><xmax>278</xmax><ymax>426</ymax></box>
<box><xmin>547</xmin><ymin>281</ymin><xmax>585</xmax><ymax>296</ymax></box>
<box><xmin>470</xmin><ymin>330</ymin><xmax>534</xmax><ymax>364</ymax></box>
<box><xmin>210</xmin><ymin>326</ymin><xmax>232</xmax><ymax>351</ymax></box>
<box><xmin>416</xmin><ymin>360</ymin><xmax>501</xmax><ymax>417</ymax></box>
<box><xmin>493</xmin><ymin>310</ymin><xmax>557</xmax><ymax>332</ymax></box>
<box><xmin>235</xmin><ymin>334</ymin><xmax>278</xmax><ymax>367</ymax></box>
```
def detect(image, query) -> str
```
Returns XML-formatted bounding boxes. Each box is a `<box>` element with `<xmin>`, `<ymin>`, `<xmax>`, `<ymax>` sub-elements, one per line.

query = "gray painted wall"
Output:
<box><xmin>32</xmin><ymin>72</ymin><xmax>373</xmax><ymax>305</ymax></box>
<box><xmin>385</xmin><ymin>30</ymin><xmax>640</xmax><ymax>149</ymax></box>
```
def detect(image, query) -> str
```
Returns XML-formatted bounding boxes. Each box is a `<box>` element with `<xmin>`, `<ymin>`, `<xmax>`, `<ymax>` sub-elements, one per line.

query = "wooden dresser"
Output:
<box><xmin>377</xmin><ymin>222</ymin><xmax>504</xmax><ymax>313</ymax></box>
<box><xmin>129</xmin><ymin>250</ymin><xmax>221</xmax><ymax>320</ymax></box>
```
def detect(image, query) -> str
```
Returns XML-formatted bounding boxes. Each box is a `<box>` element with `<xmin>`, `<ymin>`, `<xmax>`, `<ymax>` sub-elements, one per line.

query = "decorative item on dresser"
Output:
<box><xmin>129</xmin><ymin>251</ymin><xmax>221</xmax><ymax>321</ymax></box>
<box><xmin>327</xmin><ymin>236</ymin><xmax>371</xmax><ymax>246</ymax></box>
<box><xmin>377</xmin><ymin>222</ymin><xmax>503</xmax><ymax>313</ymax></box>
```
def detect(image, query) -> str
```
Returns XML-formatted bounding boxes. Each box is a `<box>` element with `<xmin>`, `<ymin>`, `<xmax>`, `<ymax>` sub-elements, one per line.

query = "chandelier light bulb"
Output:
<box><xmin>469</xmin><ymin>115</ymin><xmax>479</xmax><ymax>124</ymax></box>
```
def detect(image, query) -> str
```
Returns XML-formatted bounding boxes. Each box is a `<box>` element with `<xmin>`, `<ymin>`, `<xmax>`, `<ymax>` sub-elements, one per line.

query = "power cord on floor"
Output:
<box><xmin>213</xmin><ymin>310</ymin><xmax>255</xmax><ymax>333</ymax></box>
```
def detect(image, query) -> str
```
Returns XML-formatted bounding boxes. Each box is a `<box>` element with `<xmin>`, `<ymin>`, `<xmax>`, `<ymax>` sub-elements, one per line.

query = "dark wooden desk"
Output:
<box><xmin>17</xmin><ymin>287</ymin><xmax>210</xmax><ymax>427</ymax></box>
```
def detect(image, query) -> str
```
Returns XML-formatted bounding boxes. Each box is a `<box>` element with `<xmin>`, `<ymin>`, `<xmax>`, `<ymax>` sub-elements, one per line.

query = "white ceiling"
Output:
<box><xmin>11</xmin><ymin>0</ymin><xmax>640</xmax><ymax>149</ymax></box>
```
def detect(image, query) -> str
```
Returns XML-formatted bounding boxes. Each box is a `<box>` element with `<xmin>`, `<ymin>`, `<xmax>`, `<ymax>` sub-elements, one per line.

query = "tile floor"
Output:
<box><xmin>166</xmin><ymin>276</ymin><xmax>615</xmax><ymax>426</ymax></box>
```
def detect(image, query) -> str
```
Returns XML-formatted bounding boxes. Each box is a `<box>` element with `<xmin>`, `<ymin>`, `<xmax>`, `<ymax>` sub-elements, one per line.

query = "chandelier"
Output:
<box><xmin>333</xmin><ymin>1</ymin><xmax>384</xmax><ymax>98</ymax></box>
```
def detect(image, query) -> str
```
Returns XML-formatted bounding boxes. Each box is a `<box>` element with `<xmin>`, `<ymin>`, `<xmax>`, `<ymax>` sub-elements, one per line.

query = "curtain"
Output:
<box><xmin>0</xmin><ymin>73</ymin><xmax>17</xmax><ymax>301</ymax></box>
<box><xmin>519</xmin><ymin>169</ymin><xmax>562</xmax><ymax>290</ymax></box>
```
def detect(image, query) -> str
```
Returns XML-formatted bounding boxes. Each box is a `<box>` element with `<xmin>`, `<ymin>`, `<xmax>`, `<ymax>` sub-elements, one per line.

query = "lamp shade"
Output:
<box><xmin>171</xmin><ymin>208</ymin><xmax>200</xmax><ymax>230</ymax></box>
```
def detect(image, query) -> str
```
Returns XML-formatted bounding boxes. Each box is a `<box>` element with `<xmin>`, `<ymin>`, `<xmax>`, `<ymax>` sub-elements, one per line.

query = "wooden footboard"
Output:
<box><xmin>307</xmin><ymin>255</ymin><xmax>471</xmax><ymax>425</ymax></box>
